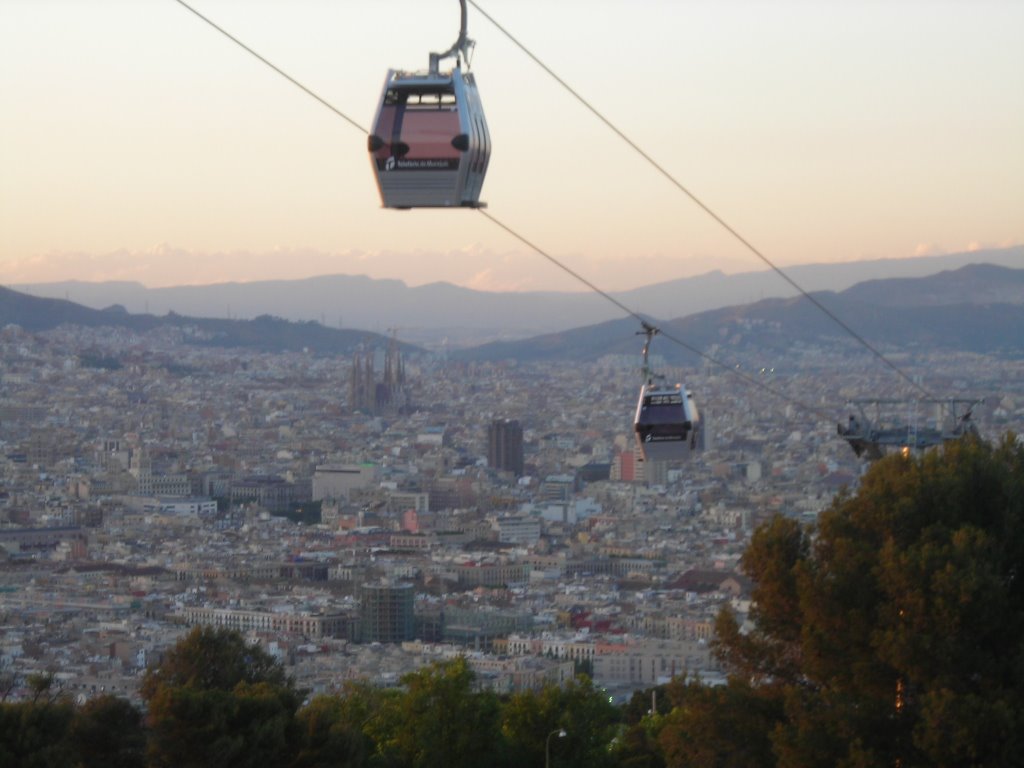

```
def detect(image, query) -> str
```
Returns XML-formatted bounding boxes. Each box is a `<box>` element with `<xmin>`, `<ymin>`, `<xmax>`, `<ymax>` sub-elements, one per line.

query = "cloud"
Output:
<box><xmin>0</xmin><ymin>245</ymin><xmax>719</xmax><ymax>294</ymax></box>
<box><xmin>464</xmin><ymin>268</ymin><xmax>539</xmax><ymax>293</ymax></box>
<box><xmin>912</xmin><ymin>243</ymin><xmax>946</xmax><ymax>257</ymax></box>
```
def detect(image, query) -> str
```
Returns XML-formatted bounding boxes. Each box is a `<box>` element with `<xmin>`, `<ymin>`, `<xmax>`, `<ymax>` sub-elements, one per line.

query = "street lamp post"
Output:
<box><xmin>545</xmin><ymin>728</ymin><xmax>567</xmax><ymax>768</ymax></box>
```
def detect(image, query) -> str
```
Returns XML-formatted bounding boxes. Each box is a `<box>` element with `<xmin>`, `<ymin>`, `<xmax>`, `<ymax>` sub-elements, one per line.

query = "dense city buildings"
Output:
<box><xmin>1</xmin><ymin>319</ymin><xmax>1021</xmax><ymax>705</ymax></box>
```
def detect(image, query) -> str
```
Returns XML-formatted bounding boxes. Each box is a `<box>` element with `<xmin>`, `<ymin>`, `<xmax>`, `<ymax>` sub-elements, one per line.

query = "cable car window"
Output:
<box><xmin>646</xmin><ymin>424</ymin><xmax>688</xmax><ymax>437</ymax></box>
<box><xmin>644</xmin><ymin>393</ymin><xmax>683</xmax><ymax>407</ymax></box>
<box><xmin>409</xmin><ymin>92</ymin><xmax>457</xmax><ymax>109</ymax></box>
<box><xmin>384</xmin><ymin>88</ymin><xmax>456</xmax><ymax>108</ymax></box>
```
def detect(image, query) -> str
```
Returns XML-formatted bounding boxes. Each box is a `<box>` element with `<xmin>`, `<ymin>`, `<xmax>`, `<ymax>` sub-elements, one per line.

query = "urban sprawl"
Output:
<box><xmin>2</xmin><ymin>321</ymin><xmax>1021</xmax><ymax>705</ymax></box>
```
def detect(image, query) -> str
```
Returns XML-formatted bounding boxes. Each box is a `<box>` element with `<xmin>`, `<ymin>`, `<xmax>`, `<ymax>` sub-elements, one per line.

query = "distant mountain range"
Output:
<box><xmin>0</xmin><ymin>285</ymin><xmax>415</xmax><ymax>356</ymax></box>
<box><xmin>456</xmin><ymin>263</ymin><xmax>1024</xmax><ymax>364</ymax></box>
<box><xmin>2</xmin><ymin>260</ymin><xmax>1022</xmax><ymax>363</ymax></box>
<box><xmin>9</xmin><ymin>246</ymin><xmax>1022</xmax><ymax>346</ymax></box>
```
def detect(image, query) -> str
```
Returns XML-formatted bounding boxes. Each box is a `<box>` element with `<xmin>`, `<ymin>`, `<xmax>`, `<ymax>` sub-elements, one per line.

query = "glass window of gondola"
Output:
<box><xmin>644</xmin><ymin>393</ymin><xmax>683</xmax><ymax>407</ymax></box>
<box><xmin>384</xmin><ymin>86</ymin><xmax>457</xmax><ymax>108</ymax></box>
<box><xmin>639</xmin><ymin>397</ymin><xmax>686</xmax><ymax>424</ymax></box>
<box><xmin>644</xmin><ymin>423</ymin><xmax>689</xmax><ymax>438</ymax></box>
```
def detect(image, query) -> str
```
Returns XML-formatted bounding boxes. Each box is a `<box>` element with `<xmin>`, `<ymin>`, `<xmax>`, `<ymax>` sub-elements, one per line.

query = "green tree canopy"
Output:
<box><xmin>0</xmin><ymin>698</ymin><xmax>75</xmax><ymax>768</ymax></box>
<box><xmin>291</xmin><ymin>688</ymin><xmax>378</xmax><ymax>768</ymax></box>
<box><xmin>141</xmin><ymin>627</ymin><xmax>299</xmax><ymax>768</ymax></box>
<box><xmin>502</xmin><ymin>675</ymin><xmax>619</xmax><ymax>768</ymax></box>
<box><xmin>141</xmin><ymin>626</ymin><xmax>288</xmax><ymax>699</ymax></box>
<box><xmin>67</xmin><ymin>694</ymin><xmax>146</xmax><ymax>768</ymax></box>
<box><xmin>710</xmin><ymin>434</ymin><xmax>1024</xmax><ymax>766</ymax></box>
<box><xmin>371</xmin><ymin>658</ymin><xmax>504</xmax><ymax>768</ymax></box>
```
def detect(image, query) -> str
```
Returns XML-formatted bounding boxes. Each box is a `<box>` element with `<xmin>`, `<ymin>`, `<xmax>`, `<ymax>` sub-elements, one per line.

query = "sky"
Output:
<box><xmin>1</xmin><ymin>0</ymin><xmax>1022</xmax><ymax>293</ymax></box>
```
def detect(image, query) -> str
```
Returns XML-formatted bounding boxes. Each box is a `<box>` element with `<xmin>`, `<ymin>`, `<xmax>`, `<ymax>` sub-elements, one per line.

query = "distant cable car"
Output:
<box><xmin>368</xmin><ymin>0</ymin><xmax>490</xmax><ymax>208</ymax></box>
<box><xmin>634</xmin><ymin>323</ymin><xmax>700</xmax><ymax>461</ymax></box>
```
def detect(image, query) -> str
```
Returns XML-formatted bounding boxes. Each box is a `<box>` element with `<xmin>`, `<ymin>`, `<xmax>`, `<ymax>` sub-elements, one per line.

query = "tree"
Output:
<box><xmin>291</xmin><ymin>690</ymin><xmax>375</xmax><ymax>768</ymax></box>
<box><xmin>713</xmin><ymin>514</ymin><xmax>807</xmax><ymax>686</ymax></box>
<box><xmin>371</xmin><ymin>658</ymin><xmax>504</xmax><ymax>768</ymax></box>
<box><xmin>27</xmin><ymin>670</ymin><xmax>63</xmax><ymax>705</ymax></box>
<box><xmin>141</xmin><ymin>626</ymin><xmax>287</xmax><ymax>699</ymax></box>
<box><xmin>656</xmin><ymin>679</ymin><xmax>780</xmax><ymax>768</ymax></box>
<box><xmin>612</xmin><ymin>721</ymin><xmax>666</xmax><ymax>768</ymax></box>
<box><xmin>501</xmin><ymin>676</ymin><xmax>619</xmax><ymax>768</ymax></box>
<box><xmin>611</xmin><ymin>684</ymin><xmax>673</xmax><ymax>768</ymax></box>
<box><xmin>621</xmin><ymin>685</ymin><xmax>672</xmax><ymax>726</ymax></box>
<box><xmin>710</xmin><ymin>434</ymin><xmax>1024</xmax><ymax>766</ymax></box>
<box><xmin>142</xmin><ymin>627</ymin><xmax>299</xmax><ymax>767</ymax></box>
<box><xmin>0</xmin><ymin>698</ymin><xmax>75</xmax><ymax>768</ymax></box>
<box><xmin>67</xmin><ymin>694</ymin><xmax>146</xmax><ymax>768</ymax></box>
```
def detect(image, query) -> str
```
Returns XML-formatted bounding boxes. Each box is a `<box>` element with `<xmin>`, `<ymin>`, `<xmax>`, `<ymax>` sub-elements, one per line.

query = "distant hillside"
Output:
<box><xmin>0</xmin><ymin>286</ymin><xmax>415</xmax><ymax>356</ymax></box>
<box><xmin>456</xmin><ymin>264</ymin><xmax>1024</xmax><ymax>364</ymax></box>
<box><xmin>11</xmin><ymin>246</ymin><xmax>1022</xmax><ymax>346</ymax></box>
<box><xmin>4</xmin><ymin>262</ymin><xmax>1021</xmax><ymax>362</ymax></box>
<box><xmin>839</xmin><ymin>262</ymin><xmax>1024</xmax><ymax>307</ymax></box>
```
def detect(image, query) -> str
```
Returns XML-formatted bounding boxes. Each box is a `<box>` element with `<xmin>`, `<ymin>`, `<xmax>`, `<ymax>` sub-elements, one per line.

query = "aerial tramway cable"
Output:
<box><xmin>167</xmin><ymin>0</ymin><xmax>917</xmax><ymax>426</ymax></box>
<box><xmin>477</xmin><ymin>209</ymin><xmax>834</xmax><ymax>421</ymax></box>
<box><xmin>467</xmin><ymin>0</ymin><xmax>936</xmax><ymax>402</ymax></box>
<box><xmin>171</xmin><ymin>0</ymin><xmax>368</xmax><ymax>133</ymax></box>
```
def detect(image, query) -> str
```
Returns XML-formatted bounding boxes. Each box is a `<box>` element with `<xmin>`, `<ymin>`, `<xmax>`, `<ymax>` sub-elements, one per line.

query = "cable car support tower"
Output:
<box><xmin>837</xmin><ymin>397</ymin><xmax>984</xmax><ymax>460</ymax></box>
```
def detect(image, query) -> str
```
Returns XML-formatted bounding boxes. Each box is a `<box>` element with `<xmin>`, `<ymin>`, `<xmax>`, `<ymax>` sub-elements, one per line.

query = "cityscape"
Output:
<box><xmin>2</xmin><ymin>309</ymin><xmax>1021</xmax><ymax>708</ymax></box>
<box><xmin>2</xmin><ymin>0</ymin><xmax>1021</xmax><ymax>760</ymax></box>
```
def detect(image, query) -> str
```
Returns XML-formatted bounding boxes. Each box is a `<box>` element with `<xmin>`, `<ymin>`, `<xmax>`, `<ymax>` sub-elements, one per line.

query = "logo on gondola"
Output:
<box><xmin>377</xmin><ymin>157</ymin><xmax>460</xmax><ymax>171</ymax></box>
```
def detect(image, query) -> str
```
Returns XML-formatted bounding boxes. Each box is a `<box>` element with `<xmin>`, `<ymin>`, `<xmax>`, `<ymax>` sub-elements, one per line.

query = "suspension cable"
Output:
<box><xmin>170</xmin><ymin>0</ymin><xmax>848</xmax><ymax>423</ymax></box>
<box><xmin>468</xmin><ymin>0</ymin><xmax>934</xmax><ymax>401</ymax></box>
<box><xmin>478</xmin><ymin>210</ymin><xmax>835</xmax><ymax>421</ymax></box>
<box><xmin>171</xmin><ymin>0</ymin><xmax>368</xmax><ymax>134</ymax></box>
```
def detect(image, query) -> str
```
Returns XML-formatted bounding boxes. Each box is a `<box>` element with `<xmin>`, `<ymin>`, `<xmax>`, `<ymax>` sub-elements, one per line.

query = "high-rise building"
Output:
<box><xmin>359</xmin><ymin>581</ymin><xmax>415</xmax><ymax>643</ymax></box>
<box><xmin>611</xmin><ymin>447</ymin><xmax>644</xmax><ymax>483</ymax></box>
<box><xmin>488</xmin><ymin>418</ymin><xmax>524</xmax><ymax>477</ymax></box>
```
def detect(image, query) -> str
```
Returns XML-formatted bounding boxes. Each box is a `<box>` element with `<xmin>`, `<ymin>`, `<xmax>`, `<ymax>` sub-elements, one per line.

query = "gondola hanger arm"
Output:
<box><xmin>430</xmin><ymin>0</ymin><xmax>474</xmax><ymax>74</ymax></box>
<box><xmin>638</xmin><ymin>322</ymin><xmax>660</xmax><ymax>383</ymax></box>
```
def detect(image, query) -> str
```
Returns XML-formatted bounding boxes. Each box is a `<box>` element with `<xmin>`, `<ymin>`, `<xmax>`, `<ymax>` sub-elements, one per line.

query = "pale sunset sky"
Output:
<box><xmin>1</xmin><ymin>0</ymin><xmax>1021</xmax><ymax>292</ymax></box>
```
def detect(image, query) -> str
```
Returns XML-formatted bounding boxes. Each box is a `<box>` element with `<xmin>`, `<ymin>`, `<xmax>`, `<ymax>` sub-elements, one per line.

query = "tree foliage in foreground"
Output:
<box><xmin>0</xmin><ymin>695</ymin><xmax>74</xmax><ymax>768</ymax></box>
<box><xmin>502</xmin><ymin>674</ymin><xmax>620</xmax><ymax>768</ymax></box>
<box><xmin>141</xmin><ymin>626</ymin><xmax>300</xmax><ymax>768</ymax></box>
<box><xmin>371</xmin><ymin>657</ymin><xmax>505</xmax><ymax>768</ymax></box>
<box><xmin>705</xmin><ymin>435</ymin><xmax>1024</xmax><ymax>767</ymax></box>
<box><xmin>68</xmin><ymin>694</ymin><xmax>147</xmax><ymax>768</ymax></box>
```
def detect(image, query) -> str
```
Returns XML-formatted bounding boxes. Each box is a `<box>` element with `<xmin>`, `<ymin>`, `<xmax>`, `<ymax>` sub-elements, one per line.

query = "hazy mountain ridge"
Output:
<box><xmin>3</xmin><ymin>262</ymin><xmax>1021</xmax><ymax>361</ymax></box>
<box><xmin>0</xmin><ymin>286</ymin><xmax>415</xmax><ymax>356</ymax></box>
<box><xmin>614</xmin><ymin>248</ymin><xmax>1023</xmax><ymax>312</ymax></box>
<box><xmin>457</xmin><ymin>264</ymin><xmax>1024</xmax><ymax>364</ymax></box>
<box><xmin>839</xmin><ymin>262</ymin><xmax>1024</xmax><ymax>307</ymax></box>
<box><xmin>9</xmin><ymin>274</ymin><xmax>611</xmax><ymax>345</ymax></box>
<box><xmin>10</xmin><ymin>246</ymin><xmax>1021</xmax><ymax>345</ymax></box>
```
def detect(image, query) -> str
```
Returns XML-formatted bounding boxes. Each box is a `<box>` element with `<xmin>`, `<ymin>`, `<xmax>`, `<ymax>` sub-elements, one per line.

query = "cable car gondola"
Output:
<box><xmin>634</xmin><ymin>323</ymin><xmax>700</xmax><ymax>461</ymax></box>
<box><xmin>368</xmin><ymin>0</ymin><xmax>490</xmax><ymax>209</ymax></box>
